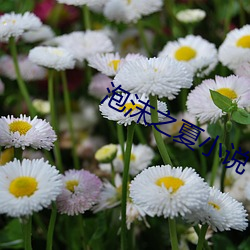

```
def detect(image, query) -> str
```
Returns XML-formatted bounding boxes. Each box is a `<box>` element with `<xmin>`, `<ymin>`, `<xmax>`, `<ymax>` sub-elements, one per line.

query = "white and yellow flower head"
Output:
<box><xmin>113</xmin><ymin>57</ymin><xmax>193</xmax><ymax>99</ymax></box>
<box><xmin>218</xmin><ymin>25</ymin><xmax>250</xmax><ymax>70</ymax></box>
<box><xmin>28</xmin><ymin>46</ymin><xmax>76</xmax><ymax>71</ymax></box>
<box><xmin>0</xmin><ymin>114</ymin><xmax>57</xmax><ymax>150</ymax></box>
<box><xmin>99</xmin><ymin>144</ymin><xmax>155</xmax><ymax>176</ymax></box>
<box><xmin>22</xmin><ymin>24</ymin><xmax>55</xmax><ymax>43</ymax></box>
<box><xmin>130</xmin><ymin>165</ymin><xmax>209</xmax><ymax>218</ymax></box>
<box><xmin>187</xmin><ymin>75</ymin><xmax>250</xmax><ymax>124</ymax></box>
<box><xmin>56</xmin><ymin>0</ymin><xmax>105</xmax><ymax>7</ymax></box>
<box><xmin>0</xmin><ymin>158</ymin><xmax>62</xmax><ymax>217</ymax></box>
<box><xmin>104</xmin><ymin>0</ymin><xmax>163</xmax><ymax>23</ymax></box>
<box><xmin>95</xmin><ymin>144</ymin><xmax>118</xmax><ymax>163</ymax></box>
<box><xmin>0</xmin><ymin>12</ymin><xmax>41</xmax><ymax>42</ymax></box>
<box><xmin>185</xmin><ymin>187</ymin><xmax>248</xmax><ymax>232</ymax></box>
<box><xmin>176</xmin><ymin>9</ymin><xmax>206</xmax><ymax>23</ymax></box>
<box><xmin>52</xmin><ymin>31</ymin><xmax>114</xmax><ymax>62</ymax></box>
<box><xmin>87</xmin><ymin>52</ymin><xmax>145</xmax><ymax>76</ymax></box>
<box><xmin>158</xmin><ymin>35</ymin><xmax>218</xmax><ymax>77</ymax></box>
<box><xmin>100</xmin><ymin>93</ymin><xmax>167</xmax><ymax>126</ymax></box>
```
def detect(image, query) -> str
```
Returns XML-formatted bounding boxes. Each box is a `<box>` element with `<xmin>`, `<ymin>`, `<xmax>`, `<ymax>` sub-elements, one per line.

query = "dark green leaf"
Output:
<box><xmin>232</xmin><ymin>109</ymin><xmax>250</xmax><ymax>125</ymax></box>
<box><xmin>209</xmin><ymin>89</ymin><xmax>233</xmax><ymax>112</ymax></box>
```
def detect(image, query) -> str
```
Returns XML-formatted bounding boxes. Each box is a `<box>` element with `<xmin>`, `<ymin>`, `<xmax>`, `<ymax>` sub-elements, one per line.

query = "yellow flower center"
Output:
<box><xmin>2</xmin><ymin>19</ymin><xmax>16</xmax><ymax>25</ymax></box>
<box><xmin>9</xmin><ymin>121</ymin><xmax>32</xmax><ymax>135</ymax></box>
<box><xmin>9</xmin><ymin>177</ymin><xmax>38</xmax><ymax>197</ymax></box>
<box><xmin>108</xmin><ymin>60</ymin><xmax>121</xmax><ymax>72</ymax></box>
<box><xmin>51</xmin><ymin>48</ymin><xmax>64</xmax><ymax>56</ymax></box>
<box><xmin>119</xmin><ymin>103</ymin><xmax>143</xmax><ymax>114</ymax></box>
<box><xmin>208</xmin><ymin>201</ymin><xmax>220</xmax><ymax>210</ymax></box>
<box><xmin>118</xmin><ymin>153</ymin><xmax>136</xmax><ymax>161</ymax></box>
<box><xmin>171</xmin><ymin>120</ymin><xmax>184</xmax><ymax>135</ymax></box>
<box><xmin>155</xmin><ymin>176</ymin><xmax>184</xmax><ymax>193</ymax></box>
<box><xmin>174</xmin><ymin>46</ymin><xmax>197</xmax><ymax>61</ymax></box>
<box><xmin>127</xmin><ymin>0</ymin><xmax>131</xmax><ymax>4</ymax></box>
<box><xmin>0</xmin><ymin>148</ymin><xmax>14</xmax><ymax>166</ymax></box>
<box><xmin>236</xmin><ymin>35</ymin><xmax>250</xmax><ymax>48</ymax></box>
<box><xmin>216</xmin><ymin>88</ymin><xmax>237</xmax><ymax>99</ymax></box>
<box><xmin>66</xmin><ymin>180</ymin><xmax>79</xmax><ymax>192</ymax></box>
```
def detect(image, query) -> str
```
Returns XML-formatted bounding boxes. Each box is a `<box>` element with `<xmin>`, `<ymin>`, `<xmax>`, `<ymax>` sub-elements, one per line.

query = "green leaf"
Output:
<box><xmin>232</xmin><ymin>109</ymin><xmax>250</xmax><ymax>125</ymax></box>
<box><xmin>209</xmin><ymin>89</ymin><xmax>234</xmax><ymax>112</ymax></box>
<box><xmin>207</xmin><ymin>121</ymin><xmax>223</xmax><ymax>139</ymax></box>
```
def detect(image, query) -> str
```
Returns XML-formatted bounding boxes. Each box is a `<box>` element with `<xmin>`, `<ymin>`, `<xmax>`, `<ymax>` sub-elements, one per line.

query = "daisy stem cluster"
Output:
<box><xmin>149</xmin><ymin>95</ymin><xmax>172</xmax><ymax>165</ymax></box>
<box><xmin>21</xmin><ymin>217</ymin><xmax>32</xmax><ymax>250</ymax></box>
<box><xmin>121</xmin><ymin>123</ymin><xmax>135</xmax><ymax>250</ymax></box>
<box><xmin>196</xmin><ymin>224</ymin><xmax>209</xmax><ymax>250</ymax></box>
<box><xmin>48</xmin><ymin>70</ymin><xmax>63</xmax><ymax>172</ymax></box>
<box><xmin>9</xmin><ymin>37</ymin><xmax>36</xmax><ymax>117</ymax></box>
<box><xmin>61</xmin><ymin>71</ymin><xmax>80</xmax><ymax>169</ymax></box>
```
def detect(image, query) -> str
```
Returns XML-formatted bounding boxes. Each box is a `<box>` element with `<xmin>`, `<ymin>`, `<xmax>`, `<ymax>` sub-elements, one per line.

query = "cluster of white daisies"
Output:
<box><xmin>0</xmin><ymin>114</ymin><xmax>102</xmax><ymax>217</ymax></box>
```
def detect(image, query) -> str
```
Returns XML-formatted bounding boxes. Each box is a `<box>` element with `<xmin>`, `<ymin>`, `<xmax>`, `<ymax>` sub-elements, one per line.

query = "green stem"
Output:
<box><xmin>121</xmin><ymin>124</ymin><xmax>135</xmax><ymax>250</ymax></box>
<box><xmin>168</xmin><ymin>218</ymin><xmax>179</xmax><ymax>250</ymax></box>
<box><xmin>14</xmin><ymin>148</ymin><xmax>23</xmax><ymax>160</ymax></box>
<box><xmin>48</xmin><ymin>70</ymin><xmax>63</xmax><ymax>172</ymax></box>
<box><xmin>61</xmin><ymin>71</ymin><xmax>80</xmax><ymax>169</ymax></box>
<box><xmin>149</xmin><ymin>95</ymin><xmax>172</xmax><ymax>165</ymax></box>
<box><xmin>21</xmin><ymin>216</ymin><xmax>32</xmax><ymax>250</ymax></box>
<box><xmin>238</xmin><ymin>0</ymin><xmax>246</xmax><ymax>26</ymax></box>
<box><xmin>137</xmin><ymin>20</ymin><xmax>151</xmax><ymax>56</ymax></box>
<box><xmin>78</xmin><ymin>215</ymin><xmax>88</xmax><ymax>250</ymax></box>
<box><xmin>209</xmin><ymin>142</ymin><xmax>220</xmax><ymax>186</ymax></box>
<box><xmin>117</xmin><ymin>124</ymin><xmax>125</xmax><ymax>155</ymax></box>
<box><xmin>196</xmin><ymin>224</ymin><xmax>209</xmax><ymax>250</ymax></box>
<box><xmin>111</xmin><ymin>161</ymin><xmax>116</xmax><ymax>185</ymax></box>
<box><xmin>82</xmin><ymin>4</ymin><xmax>91</xmax><ymax>30</ymax></box>
<box><xmin>9</xmin><ymin>37</ymin><xmax>36</xmax><ymax>117</ymax></box>
<box><xmin>135</xmin><ymin>126</ymin><xmax>147</xmax><ymax>144</ymax></box>
<box><xmin>46</xmin><ymin>203</ymin><xmax>57</xmax><ymax>250</ymax></box>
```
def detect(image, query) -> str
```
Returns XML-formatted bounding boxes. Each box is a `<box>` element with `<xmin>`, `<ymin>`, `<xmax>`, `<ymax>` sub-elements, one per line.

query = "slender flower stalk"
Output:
<box><xmin>209</xmin><ymin>142</ymin><xmax>220</xmax><ymax>186</ymax></box>
<box><xmin>21</xmin><ymin>217</ymin><xmax>32</xmax><ymax>250</ymax></box>
<box><xmin>61</xmin><ymin>71</ymin><xmax>80</xmax><ymax>169</ymax></box>
<box><xmin>46</xmin><ymin>203</ymin><xmax>57</xmax><ymax>250</ymax></box>
<box><xmin>9</xmin><ymin>37</ymin><xmax>36</xmax><ymax>117</ymax></box>
<box><xmin>149</xmin><ymin>95</ymin><xmax>172</xmax><ymax>165</ymax></box>
<box><xmin>48</xmin><ymin>70</ymin><xmax>63</xmax><ymax>172</ymax></box>
<box><xmin>117</xmin><ymin>124</ymin><xmax>125</xmax><ymax>155</ymax></box>
<box><xmin>82</xmin><ymin>5</ymin><xmax>91</xmax><ymax>30</ymax></box>
<box><xmin>168</xmin><ymin>218</ymin><xmax>179</xmax><ymax>250</ymax></box>
<box><xmin>196</xmin><ymin>224</ymin><xmax>209</xmax><ymax>250</ymax></box>
<box><xmin>121</xmin><ymin>123</ymin><xmax>135</xmax><ymax>250</ymax></box>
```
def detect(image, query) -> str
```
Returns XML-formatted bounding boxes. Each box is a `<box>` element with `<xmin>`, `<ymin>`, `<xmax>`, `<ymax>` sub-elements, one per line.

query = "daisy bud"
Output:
<box><xmin>95</xmin><ymin>144</ymin><xmax>117</xmax><ymax>163</ymax></box>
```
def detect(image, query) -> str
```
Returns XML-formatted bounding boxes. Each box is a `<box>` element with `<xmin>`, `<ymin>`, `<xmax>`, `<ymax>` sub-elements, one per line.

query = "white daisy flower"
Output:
<box><xmin>99</xmin><ymin>144</ymin><xmax>155</xmax><ymax>176</ymax></box>
<box><xmin>28</xmin><ymin>46</ymin><xmax>75</xmax><ymax>71</ymax></box>
<box><xmin>104</xmin><ymin>0</ymin><xmax>163</xmax><ymax>23</ymax></box>
<box><xmin>235</xmin><ymin>62</ymin><xmax>250</xmax><ymax>78</ymax></box>
<box><xmin>0</xmin><ymin>12</ymin><xmax>41</xmax><ymax>42</ymax></box>
<box><xmin>32</xmin><ymin>99</ymin><xmax>50</xmax><ymax>115</ymax></box>
<box><xmin>187</xmin><ymin>75</ymin><xmax>250</xmax><ymax>124</ymax></box>
<box><xmin>99</xmin><ymin>93</ymin><xmax>168</xmax><ymax>126</ymax></box>
<box><xmin>186</xmin><ymin>187</ymin><xmax>248</xmax><ymax>232</ymax></box>
<box><xmin>158</xmin><ymin>35</ymin><xmax>218</xmax><ymax>77</ymax></box>
<box><xmin>22</xmin><ymin>24</ymin><xmax>55</xmax><ymax>43</ymax></box>
<box><xmin>88</xmin><ymin>52</ymin><xmax>145</xmax><ymax>76</ymax></box>
<box><xmin>218</xmin><ymin>25</ymin><xmax>250</xmax><ymax>70</ymax></box>
<box><xmin>56</xmin><ymin>0</ymin><xmax>105</xmax><ymax>7</ymax></box>
<box><xmin>0</xmin><ymin>55</ymin><xmax>47</xmax><ymax>81</ymax></box>
<box><xmin>0</xmin><ymin>158</ymin><xmax>62</xmax><ymax>217</ymax></box>
<box><xmin>113</xmin><ymin>57</ymin><xmax>193</xmax><ymax>99</ymax></box>
<box><xmin>130</xmin><ymin>165</ymin><xmax>209</xmax><ymax>218</ymax></box>
<box><xmin>52</xmin><ymin>31</ymin><xmax>114</xmax><ymax>62</ymax></box>
<box><xmin>0</xmin><ymin>114</ymin><xmax>57</xmax><ymax>150</ymax></box>
<box><xmin>176</xmin><ymin>9</ymin><xmax>206</xmax><ymax>23</ymax></box>
<box><xmin>93</xmin><ymin>174</ymin><xmax>122</xmax><ymax>212</ymax></box>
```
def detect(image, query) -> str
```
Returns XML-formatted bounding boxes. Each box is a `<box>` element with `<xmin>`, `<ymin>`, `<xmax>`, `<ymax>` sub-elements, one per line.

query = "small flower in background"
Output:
<box><xmin>130</xmin><ymin>165</ymin><xmax>209</xmax><ymax>218</ymax></box>
<box><xmin>22</xmin><ymin>24</ymin><xmax>55</xmax><ymax>43</ymax></box>
<box><xmin>88</xmin><ymin>73</ymin><xmax>113</xmax><ymax>99</ymax></box>
<box><xmin>187</xmin><ymin>75</ymin><xmax>250</xmax><ymax>123</ymax></box>
<box><xmin>56</xmin><ymin>169</ymin><xmax>102</xmax><ymax>215</ymax></box>
<box><xmin>158</xmin><ymin>35</ymin><xmax>218</xmax><ymax>77</ymax></box>
<box><xmin>103</xmin><ymin>0</ymin><xmax>163</xmax><ymax>23</ymax></box>
<box><xmin>99</xmin><ymin>144</ymin><xmax>155</xmax><ymax>176</ymax></box>
<box><xmin>0</xmin><ymin>12</ymin><xmax>42</xmax><ymax>42</ymax></box>
<box><xmin>185</xmin><ymin>187</ymin><xmax>248</xmax><ymax>232</ymax></box>
<box><xmin>0</xmin><ymin>158</ymin><xmax>62</xmax><ymax>217</ymax></box>
<box><xmin>28</xmin><ymin>46</ymin><xmax>76</xmax><ymax>71</ymax></box>
<box><xmin>176</xmin><ymin>9</ymin><xmax>206</xmax><ymax>23</ymax></box>
<box><xmin>235</xmin><ymin>62</ymin><xmax>250</xmax><ymax>78</ymax></box>
<box><xmin>51</xmin><ymin>31</ymin><xmax>114</xmax><ymax>62</ymax></box>
<box><xmin>0</xmin><ymin>114</ymin><xmax>57</xmax><ymax>150</ymax></box>
<box><xmin>0</xmin><ymin>148</ymin><xmax>14</xmax><ymax>166</ymax></box>
<box><xmin>218</xmin><ymin>24</ymin><xmax>250</xmax><ymax>70</ymax></box>
<box><xmin>113</xmin><ymin>57</ymin><xmax>193</xmax><ymax>99</ymax></box>
<box><xmin>32</xmin><ymin>99</ymin><xmax>50</xmax><ymax>115</ymax></box>
<box><xmin>95</xmin><ymin>144</ymin><xmax>117</xmax><ymax>163</ymax></box>
<box><xmin>99</xmin><ymin>93</ymin><xmax>167</xmax><ymax>126</ymax></box>
<box><xmin>0</xmin><ymin>55</ymin><xmax>47</xmax><ymax>81</ymax></box>
<box><xmin>56</xmin><ymin>0</ymin><xmax>106</xmax><ymax>7</ymax></box>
